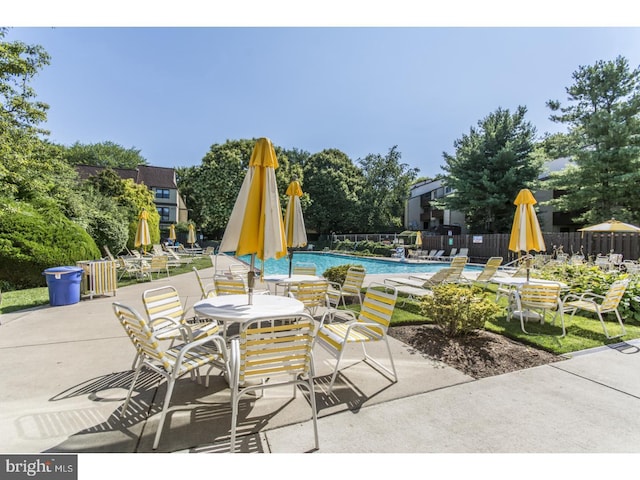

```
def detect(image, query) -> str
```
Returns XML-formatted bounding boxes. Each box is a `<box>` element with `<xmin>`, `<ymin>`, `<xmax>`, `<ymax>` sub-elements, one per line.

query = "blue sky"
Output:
<box><xmin>5</xmin><ymin>8</ymin><xmax>640</xmax><ymax>178</ymax></box>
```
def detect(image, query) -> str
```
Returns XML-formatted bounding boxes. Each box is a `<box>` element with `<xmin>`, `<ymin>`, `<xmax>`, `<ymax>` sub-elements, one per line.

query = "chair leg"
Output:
<box><xmin>152</xmin><ymin>377</ymin><xmax>176</xmax><ymax>450</ymax></box>
<box><xmin>120</xmin><ymin>363</ymin><xmax>144</xmax><ymax>418</ymax></box>
<box><xmin>362</xmin><ymin>338</ymin><xmax>398</xmax><ymax>382</ymax></box>
<box><xmin>230</xmin><ymin>389</ymin><xmax>240</xmax><ymax>453</ymax></box>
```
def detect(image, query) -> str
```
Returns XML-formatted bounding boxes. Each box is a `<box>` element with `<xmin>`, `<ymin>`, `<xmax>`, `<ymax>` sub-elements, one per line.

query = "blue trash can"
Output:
<box><xmin>43</xmin><ymin>266</ymin><xmax>84</xmax><ymax>306</ymax></box>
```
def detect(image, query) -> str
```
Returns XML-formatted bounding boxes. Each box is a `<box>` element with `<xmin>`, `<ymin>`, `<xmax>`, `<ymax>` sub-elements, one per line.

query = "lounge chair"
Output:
<box><xmin>427</xmin><ymin>250</ymin><xmax>445</xmax><ymax>261</ymax></box>
<box><xmin>456</xmin><ymin>248</ymin><xmax>469</xmax><ymax>257</ymax></box>
<box><xmin>419</xmin><ymin>249</ymin><xmax>437</xmax><ymax>260</ymax></box>
<box><xmin>408</xmin><ymin>256</ymin><xmax>468</xmax><ymax>283</ymax></box>
<box><xmin>468</xmin><ymin>256</ymin><xmax>503</xmax><ymax>289</ymax></box>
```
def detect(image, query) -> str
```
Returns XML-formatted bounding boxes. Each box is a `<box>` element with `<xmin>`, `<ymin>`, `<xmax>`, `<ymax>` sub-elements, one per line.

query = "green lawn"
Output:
<box><xmin>390</xmin><ymin>285</ymin><xmax>640</xmax><ymax>356</ymax></box>
<box><xmin>0</xmin><ymin>256</ymin><xmax>213</xmax><ymax>315</ymax></box>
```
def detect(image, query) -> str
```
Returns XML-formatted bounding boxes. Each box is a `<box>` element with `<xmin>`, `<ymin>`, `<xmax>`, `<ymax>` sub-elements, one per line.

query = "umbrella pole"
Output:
<box><xmin>248</xmin><ymin>254</ymin><xmax>255</xmax><ymax>305</ymax></box>
<box><xmin>288</xmin><ymin>249</ymin><xmax>293</xmax><ymax>278</ymax></box>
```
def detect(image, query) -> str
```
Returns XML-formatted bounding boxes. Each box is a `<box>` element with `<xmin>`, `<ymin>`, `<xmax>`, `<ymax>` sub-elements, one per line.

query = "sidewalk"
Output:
<box><xmin>1</xmin><ymin>256</ymin><xmax>639</xmax><ymax>454</ymax></box>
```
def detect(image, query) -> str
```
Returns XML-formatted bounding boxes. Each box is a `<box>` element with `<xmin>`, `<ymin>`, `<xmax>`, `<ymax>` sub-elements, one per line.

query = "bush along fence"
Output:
<box><xmin>416</xmin><ymin>232</ymin><xmax>640</xmax><ymax>263</ymax></box>
<box><xmin>326</xmin><ymin>231</ymin><xmax>640</xmax><ymax>263</ymax></box>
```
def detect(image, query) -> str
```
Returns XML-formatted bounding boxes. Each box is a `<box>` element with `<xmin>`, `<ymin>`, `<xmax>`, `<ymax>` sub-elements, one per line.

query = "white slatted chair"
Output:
<box><xmin>140</xmin><ymin>286</ymin><xmax>221</xmax><ymax>367</ymax></box>
<box><xmin>315</xmin><ymin>283</ymin><xmax>398</xmax><ymax>392</ymax></box>
<box><xmin>193</xmin><ymin>267</ymin><xmax>216</xmax><ymax>299</ymax></box>
<box><xmin>327</xmin><ymin>265</ymin><xmax>366</xmax><ymax>308</ymax></box>
<box><xmin>229</xmin><ymin>313</ymin><xmax>318</xmax><ymax>453</ymax></box>
<box><xmin>508</xmin><ymin>283</ymin><xmax>566</xmax><ymax>337</ymax></box>
<box><xmin>562</xmin><ymin>279</ymin><xmax>629</xmax><ymax>339</ymax></box>
<box><xmin>112</xmin><ymin>302</ymin><xmax>227</xmax><ymax>450</ymax></box>
<box><xmin>292</xmin><ymin>262</ymin><xmax>317</xmax><ymax>275</ymax></box>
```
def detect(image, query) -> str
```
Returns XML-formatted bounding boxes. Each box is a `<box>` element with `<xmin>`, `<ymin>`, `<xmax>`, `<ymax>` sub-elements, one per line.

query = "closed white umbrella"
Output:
<box><xmin>284</xmin><ymin>176</ymin><xmax>307</xmax><ymax>277</ymax></box>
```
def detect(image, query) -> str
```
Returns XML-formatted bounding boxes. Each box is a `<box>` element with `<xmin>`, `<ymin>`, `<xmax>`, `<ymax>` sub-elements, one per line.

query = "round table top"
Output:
<box><xmin>193</xmin><ymin>294</ymin><xmax>304</xmax><ymax>322</ymax></box>
<box><xmin>262</xmin><ymin>274</ymin><xmax>322</xmax><ymax>283</ymax></box>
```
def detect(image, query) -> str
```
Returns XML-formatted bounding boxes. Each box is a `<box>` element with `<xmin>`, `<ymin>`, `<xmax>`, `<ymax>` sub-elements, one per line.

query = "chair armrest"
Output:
<box><xmin>175</xmin><ymin>334</ymin><xmax>228</xmax><ymax>366</ymax></box>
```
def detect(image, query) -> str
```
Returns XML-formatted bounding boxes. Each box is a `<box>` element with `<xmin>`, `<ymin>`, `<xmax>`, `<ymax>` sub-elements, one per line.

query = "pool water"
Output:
<box><xmin>238</xmin><ymin>252</ymin><xmax>481</xmax><ymax>276</ymax></box>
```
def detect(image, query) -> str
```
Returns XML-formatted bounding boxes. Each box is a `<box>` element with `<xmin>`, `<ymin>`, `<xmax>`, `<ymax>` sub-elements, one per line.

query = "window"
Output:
<box><xmin>157</xmin><ymin>207</ymin><xmax>170</xmax><ymax>222</ymax></box>
<box><xmin>155</xmin><ymin>188</ymin><xmax>170</xmax><ymax>199</ymax></box>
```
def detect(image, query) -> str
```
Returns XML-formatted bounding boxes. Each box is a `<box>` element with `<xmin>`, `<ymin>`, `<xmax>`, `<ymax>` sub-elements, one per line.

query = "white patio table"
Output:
<box><xmin>193</xmin><ymin>294</ymin><xmax>305</xmax><ymax>340</ymax></box>
<box><xmin>262</xmin><ymin>274</ymin><xmax>323</xmax><ymax>295</ymax></box>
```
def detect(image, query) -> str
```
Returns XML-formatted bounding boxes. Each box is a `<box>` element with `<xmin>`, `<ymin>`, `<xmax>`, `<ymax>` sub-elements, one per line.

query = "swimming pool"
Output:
<box><xmin>238</xmin><ymin>252</ymin><xmax>481</xmax><ymax>275</ymax></box>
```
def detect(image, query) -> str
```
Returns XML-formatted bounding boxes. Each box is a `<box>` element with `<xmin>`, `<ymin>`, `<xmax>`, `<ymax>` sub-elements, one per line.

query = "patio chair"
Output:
<box><xmin>292</xmin><ymin>262</ymin><xmax>317</xmax><ymax>275</ymax></box>
<box><xmin>193</xmin><ymin>267</ymin><xmax>216</xmax><ymax>299</ymax></box>
<box><xmin>112</xmin><ymin>302</ymin><xmax>227</xmax><ymax>450</ymax></box>
<box><xmin>315</xmin><ymin>283</ymin><xmax>398</xmax><ymax>393</ymax></box>
<box><xmin>142</xmin><ymin>255</ymin><xmax>170</xmax><ymax>280</ymax></box>
<box><xmin>327</xmin><ymin>265</ymin><xmax>366</xmax><ymax>308</ymax></box>
<box><xmin>289</xmin><ymin>279</ymin><xmax>337</xmax><ymax>319</ymax></box>
<box><xmin>214</xmin><ymin>274</ymin><xmax>249</xmax><ymax>295</ymax></box>
<box><xmin>562</xmin><ymin>279</ymin><xmax>630</xmax><ymax>339</ymax></box>
<box><xmin>456</xmin><ymin>248</ymin><xmax>469</xmax><ymax>257</ymax></box>
<box><xmin>229</xmin><ymin>313</ymin><xmax>318</xmax><ymax>453</ymax></box>
<box><xmin>508</xmin><ymin>283</ymin><xmax>566</xmax><ymax>337</ymax></box>
<box><xmin>140</xmin><ymin>285</ymin><xmax>222</xmax><ymax>366</ymax></box>
<box><xmin>116</xmin><ymin>256</ymin><xmax>146</xmax><ymax>281</ymax></box>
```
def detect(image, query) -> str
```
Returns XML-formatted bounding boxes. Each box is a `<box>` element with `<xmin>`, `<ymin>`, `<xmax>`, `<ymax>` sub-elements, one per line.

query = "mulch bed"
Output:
<box><xmin>388</xmin><ymin>324</ymin><xmax>565</xmax><ymax>379</ymax></box>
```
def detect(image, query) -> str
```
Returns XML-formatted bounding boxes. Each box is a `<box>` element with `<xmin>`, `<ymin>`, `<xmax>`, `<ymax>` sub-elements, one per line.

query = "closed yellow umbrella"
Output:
<box><xmin>168</xmin><ymin>224</ymin><xmax>176</xmax><ymax>242</ymax></box>
<box><xmin>284</xmin><ymin>176</ymin><xmax>308</xmax><ymax>277</ymax></box>
<box><xmin>219</xmin><ymin>137</ymin><xmax>287</xmax><ymax>303</ymax></box>
<box><xmin>187</xmin><ymin>223</ymin><xmax>196</xmax><ymax>247</ymax></box>
<box><xmin>415</xmin><ymin>231</ymin><xmax>422</xmax><ymax>248</ymax></box>
<box><xmin>508</xmin><ymin>189</ymin><xmax>546</xmax><ymax>280</ymax></box>
<box><xmin>134</xmin><ymin>209</ymin><xmax>151</xmax><ymax>253</ymax></box>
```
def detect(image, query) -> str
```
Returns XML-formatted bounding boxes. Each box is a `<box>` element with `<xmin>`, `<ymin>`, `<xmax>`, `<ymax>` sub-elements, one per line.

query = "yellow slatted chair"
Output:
<box><xmin>316</xmin><ymin>283</ymin><xmax>398</xmax><ymax>392</ymax></box>
<box><xmin>289</xmin><ymin>279</ymin><xmax>336</xmax><ymax>318</ymax></box>
<box><xmin>562</xmin><ymin>279</ymin><xmax>629</xmax><ymax>339</ymax></box>
<box><xmin>292</xmin><ymin>263</ymin><xmax>317</xmax><ymax>275</ymax></box>
<box><xmin>470</xmin><ymin>256</ymin><xmax>503</xmax><ymax>289</ymax></box>
<box><xmin>229</xmin><ymin>313</ymin><xmax>318</xmax><ymax>453</ymax></box>
<box><xmin>508</xmin><ymin>283</ymin><xmax>566</xmax><ymax>337</ymax></box>
<box><xmin>328</xmin><ymin>265</ymin><xmax>366</xmax><ymax>308</ymax></box>
<box><xmin>214</xmin><ymin>274</ymin><xmax>248</xmax><ymax>295</ymax></box>
<box><xmin>141</xmin><ymin>255</ymin><xmax>170</xmax><ymax>280</ymax></box>
<box><xmin>112</xmin><ymin>302</ymin><xmax>227</xmax><ymax>450</ymax></box>
<box><xmin>140</xmin><ymin>286</ymin><xmax>221</xmax><ymax>367</ymax></box>
<box><xmin>193</xmin><ymin>267</ymin><xmax>216</xmax><ymax>299</ymax></box>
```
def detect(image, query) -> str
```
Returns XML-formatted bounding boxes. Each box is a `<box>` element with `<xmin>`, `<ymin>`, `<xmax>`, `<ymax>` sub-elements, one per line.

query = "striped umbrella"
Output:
<box><xmin>284</xmin><ymin>176</ymin><xmax>308</xmax><ymax>277</ymax></box>
<box><xmin>187</xmin><ymin>223</ymin><xmax>196</xmax><ymax>247</ymax></box>
<box><xmin>219</xmin><ymin>137</ymin><xmax>287</xmax><ymax>303</ymax></box>
<box><xmin>134</xmin><ymin>209</ymin><xmax>151</xmax><ymax>253</ymax></box>
<box><xmin>508</xmin><ymin>189</ymin><xmax>546</xmax><ymax>280</ymax></box>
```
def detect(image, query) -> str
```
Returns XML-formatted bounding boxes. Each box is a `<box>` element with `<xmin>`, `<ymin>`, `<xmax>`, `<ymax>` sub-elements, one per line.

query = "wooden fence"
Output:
<box><xmin>417</xmin><ymin>232</ymin><xmax>640</xmax><ymax>263</ymax></box>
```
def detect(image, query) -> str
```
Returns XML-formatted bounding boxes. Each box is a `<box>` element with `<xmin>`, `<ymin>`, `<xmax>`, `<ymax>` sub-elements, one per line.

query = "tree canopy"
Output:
<box><xmin>439</xmin><ymin>106</ymin><xmax>541</xmax><ymax>233</ymax></box>
<box><xmin>62</xmin><ymin>141</ymin><xmax>148</xmax><ymax>169</ymax></box>
<box><xmin>544</xmin><ymin>55</ymin><xmax>640</xmax><ymax>225</ymax></box>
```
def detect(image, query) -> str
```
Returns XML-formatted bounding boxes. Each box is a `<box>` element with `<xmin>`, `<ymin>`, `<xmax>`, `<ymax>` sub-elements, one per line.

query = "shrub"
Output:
<box><xmin>420</xmin><ymin>283</ymin><xmax>502</xmax><ymax>337</ymax></box>
<box><xmin>538</xmin><ymin>263</ymin><xmax>640</xmax><ymax>324</ymax></box>
<box><xmin>0</xmin><ymin>199</ymin><xmax>101</xmax><ymax>289</ymax></box>
<box><xmin>323</xmin><ymin>263</ymin><xmax>363</xmax><ymax>285</ymax></box>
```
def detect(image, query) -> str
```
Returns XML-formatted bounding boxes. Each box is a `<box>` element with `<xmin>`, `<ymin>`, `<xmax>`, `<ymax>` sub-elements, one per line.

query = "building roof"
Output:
<box><xmin>75</xmin><ymin>164</ymin><xmax>177</xmax><ymax>189</ymax></box>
